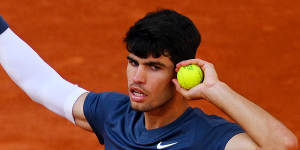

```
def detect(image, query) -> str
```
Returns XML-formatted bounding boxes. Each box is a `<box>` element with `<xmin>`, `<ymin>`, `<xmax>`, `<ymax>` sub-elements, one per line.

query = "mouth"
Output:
<box><xmin>129</xmin><ymin>86</ymin><xmax>147</xmax><ymax>103</ymax></box>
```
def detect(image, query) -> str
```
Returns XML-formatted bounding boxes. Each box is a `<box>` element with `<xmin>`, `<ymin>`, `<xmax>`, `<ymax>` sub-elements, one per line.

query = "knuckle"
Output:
<box><xmin>207</xmin><ymin>63</ymin><xmax>215</xmax><ymax>69</ymax></box>
<box><xmin>184</xmin><ymin>93</ymin><xmax>192</xmax><ymax>100</ymax></box>
<box><xmin>208</xmin><ymin>62</ymin><xmax>214</xmax><ymax>67</ymax></box>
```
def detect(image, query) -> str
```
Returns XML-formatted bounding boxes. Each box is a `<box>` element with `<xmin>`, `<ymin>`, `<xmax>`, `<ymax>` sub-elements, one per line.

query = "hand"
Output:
<box><xmin>172</xmin><ymin>59</ymin><xmax>220</xmax><ymax>100</ymax></box>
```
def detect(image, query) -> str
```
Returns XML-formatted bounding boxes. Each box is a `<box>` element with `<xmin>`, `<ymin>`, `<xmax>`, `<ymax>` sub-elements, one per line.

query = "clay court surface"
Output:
<box><xmin>0</xmin><ymin>0</ymin><xmax>299</xmax><ymax>149</ymax></box>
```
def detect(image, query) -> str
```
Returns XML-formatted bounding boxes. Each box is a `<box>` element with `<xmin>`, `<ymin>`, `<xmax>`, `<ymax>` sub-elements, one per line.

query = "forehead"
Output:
<box><xmin>128</xmin><ymin>53</ymin><xmax>174</xmax><ymax>68</ymax></box>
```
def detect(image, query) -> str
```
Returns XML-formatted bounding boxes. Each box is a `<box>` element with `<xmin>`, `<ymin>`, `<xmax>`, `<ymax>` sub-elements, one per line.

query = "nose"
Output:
<box><xmin>133</xmin><ymin>66</ymin><xmax>146</xmax><ymax>84</ymax></box>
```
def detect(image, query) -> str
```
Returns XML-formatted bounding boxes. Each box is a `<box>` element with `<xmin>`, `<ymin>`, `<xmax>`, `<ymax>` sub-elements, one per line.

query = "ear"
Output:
<box><xmin>172</xmin><ymin>70</ymin><xmax>177</xmax><ymax>78</ymax></box>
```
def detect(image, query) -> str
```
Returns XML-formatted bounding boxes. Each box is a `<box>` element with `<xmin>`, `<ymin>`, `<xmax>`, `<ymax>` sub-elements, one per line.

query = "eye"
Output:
<box><xmin>151</xmin><ymin>65</ymin><xmax>161</xmax><ymax>71</ymax></box>
<box><xmin>129</xmin><ymin>59</ymin><xmax>138</xmax><ymax>67</ymax></box>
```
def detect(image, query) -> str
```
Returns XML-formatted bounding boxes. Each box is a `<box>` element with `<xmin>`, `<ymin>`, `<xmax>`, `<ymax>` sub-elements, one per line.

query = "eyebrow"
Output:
<box><xmin>127</xmin><ymin>56</ymin><xmax>167</xmax><ymax>68</ymax></box>
<box><xmin>127</xmin><ymin>56</ymin><xmax>137</xmax><ymax>63</ymax></box>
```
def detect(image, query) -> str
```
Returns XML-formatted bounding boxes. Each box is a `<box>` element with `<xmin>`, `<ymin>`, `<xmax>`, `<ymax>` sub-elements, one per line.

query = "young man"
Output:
<box><xmin>0</xmin><ymin>9</ymin><xmax>298</xmax><ymax>150</ymax></box>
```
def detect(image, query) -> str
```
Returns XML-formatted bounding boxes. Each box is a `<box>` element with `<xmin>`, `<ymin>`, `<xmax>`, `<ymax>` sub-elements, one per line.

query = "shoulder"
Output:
<box><xmin>83</xmin><ymin>92</ymin><xmax>130</xmax><ymax>121</ymax></box>
<box><xmin>86</xmin><ymin>91</ymin><xmax>129</xmax><ymax>100</ymax></box>
<box><xmin>190</xmin><ymin>108</ymin><xmax>234</xmax><ymax>127</ymax></box>
<box><xmin>190</xmin><ymin>107</ymin><xmax>244</xmax><ymax>133</ymax></box>
<box><xmin>83</xmin><ymin>92</ymin><xmax>132</xmax><ymax>131</ymax></box>
<box><xmin>0</xmin><ymin>16</ymin><xmax>9</xmax><ymax>34</ymax></box>
<box><xmin>187</xmin><ymin>108</ymin><xmax>245</xmax><ymax>149</ymax></box>
<box><xmin>85</xmin><ymin>92</ymin><xmax>129</xmax><ymax>106</ymax></box>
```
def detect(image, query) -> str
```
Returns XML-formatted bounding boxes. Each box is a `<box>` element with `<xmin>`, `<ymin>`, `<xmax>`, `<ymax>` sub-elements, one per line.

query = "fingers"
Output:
<box><xmin>175</xmin><ymin>58</ymin><xmax>211</xmax><ymax>72</ymax></box>
<box><xmin>172</xmin><ymin>79</ymin><xmax>189</xmax><ymax>98</ymax></box>
<box><xmin>175</xmin><ymin>58</ymin><xmax>218</xmax><ymax>80</ymax></box>
<box><xmin>175</xmin><ymin>58</ymin><xmax>220</xmax><ymax>89</ymax></box>
<box><xmin>172</xmin><ymin>78</ymin><xmax>203</xmax><ymax>100</ymax></box>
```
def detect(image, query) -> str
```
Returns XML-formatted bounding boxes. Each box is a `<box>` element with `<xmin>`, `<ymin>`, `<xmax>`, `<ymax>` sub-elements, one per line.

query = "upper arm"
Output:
<box><xmin>72</xmin><ymin>92</ymin><xmax>93</xmax><ymax>131</ymax></box>
<box><xmin>225</xmin><ymin>133</ymin><xmax>260</xmax><ymax>150</ymax></box>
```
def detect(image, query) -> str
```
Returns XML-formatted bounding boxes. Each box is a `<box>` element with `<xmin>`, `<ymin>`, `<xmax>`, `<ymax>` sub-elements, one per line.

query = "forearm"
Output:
<box><xmin>0</xmin><ymin>16</ymin><xmax>87</xmax><ymax>123</ymax></box>
<box><xmin>205</xmin><ymin>81</ymin><xmax>298</xmax><ymax>149</ymax></box>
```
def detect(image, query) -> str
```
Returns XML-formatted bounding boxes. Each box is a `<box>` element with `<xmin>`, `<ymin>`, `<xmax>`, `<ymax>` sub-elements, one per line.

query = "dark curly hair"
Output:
<box><xmin>124</xmin><ymin>9</ymin><xmax>201</xmax><ymax>65</ymax></box>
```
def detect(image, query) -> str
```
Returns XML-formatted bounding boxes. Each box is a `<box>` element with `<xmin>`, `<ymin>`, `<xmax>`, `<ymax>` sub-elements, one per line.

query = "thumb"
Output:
<box><xmin>172</xmin><ymin>79</ymin><xmax>190</xmax><ymax>99</ymax></box>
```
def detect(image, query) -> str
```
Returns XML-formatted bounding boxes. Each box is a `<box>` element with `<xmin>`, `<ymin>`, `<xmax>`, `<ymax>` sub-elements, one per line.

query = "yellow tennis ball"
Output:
<box><xmin>177</xmin><ymin>64</ymin><xmax>204</xmax><ymax>89</ymax></box>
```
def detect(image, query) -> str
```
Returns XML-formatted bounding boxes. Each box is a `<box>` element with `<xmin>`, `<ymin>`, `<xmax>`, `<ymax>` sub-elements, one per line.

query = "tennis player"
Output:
<box><xmin>0</xmin><ymin>9</ymin><xmax>297</xmax><ymax>149</ymax></box>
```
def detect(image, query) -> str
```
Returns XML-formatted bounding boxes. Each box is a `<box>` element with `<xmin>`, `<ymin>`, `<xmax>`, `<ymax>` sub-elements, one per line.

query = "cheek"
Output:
<box><xmin>126</xmin><ymin>65</ymin><xmax>134</xmax><ymax>82</ymax></box>
<box><xmin>150</xmin><ymin>82</ymin><xmax>175</xmax><ymax>105</ymax></box>
<box><xmin>149</xmin><ymin>74</ymin><xmax>175</xmax><ymax>96</ymax></box>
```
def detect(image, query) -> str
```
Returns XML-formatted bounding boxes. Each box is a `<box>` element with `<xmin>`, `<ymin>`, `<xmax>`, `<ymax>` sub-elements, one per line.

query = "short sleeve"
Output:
<box><xmin>190</xmin><ymin>109</ymin><xmax>245</xmax><ymax>150</ymax></box>
<box><xmin>84</xmin><ymin>92</ymin><xmax>106</xmax><ymax>144</ymax></box>
<box><xmin>202</xmin><ymin>122</ymin><xmax>245</xmax><ymax>150</ymax></box>
<box><xmin>0</xmin><ymin>16</ymin><xmax>9</xmax><ymax>34</ymax></box>
<box><xmin>83</xmin><ymin>92</ymin><xmax>129</xmax><ymax>145</ymax></box>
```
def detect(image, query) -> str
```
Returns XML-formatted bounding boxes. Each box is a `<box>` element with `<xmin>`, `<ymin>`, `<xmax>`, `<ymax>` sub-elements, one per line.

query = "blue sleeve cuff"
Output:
<box><xmin>0</xmin><ymin>16</ymin><xmax>9</xmax><ymax>34</ymax></box>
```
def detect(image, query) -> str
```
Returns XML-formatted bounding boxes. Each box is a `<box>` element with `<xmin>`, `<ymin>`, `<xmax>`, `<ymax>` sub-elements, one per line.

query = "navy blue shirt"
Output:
<box><xmin>0</xmin><ymin>16</ymin><xmax>9</xmax><ymax>34</ymax></box>
<box><xmin>84</xmin><ymin>92</ymin><xmax>244</xmax><ymax>150</ymax></box>
<box><xmin>0</xmin><ymin>16</ymin><xmax>244</xmax><ymax>149</ymax></box>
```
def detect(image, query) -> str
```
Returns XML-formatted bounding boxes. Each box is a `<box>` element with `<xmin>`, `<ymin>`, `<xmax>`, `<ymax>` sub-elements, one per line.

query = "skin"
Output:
<box><xmin>126</xmin><ymin>54</ymin><xmax>189</xmax><ymax>129</ymax></box>
<box><xmin>1</xmin><ymin>14</ymin><xmax>296</xmax><ymax>149</ymax></box>
<box><xmin>174</xmin><ymin>59</ymin><xmax>298</xmax><ymax>150</ymax></box>
<box><xmin>126</xmin><ymin>54</ymin><xmax>176</xmax><ymax>112</ymax></box>
<box><xmin>73</xmin><ymin>53</ymin><xmax>189</xmax><ymax>130</ymax></box>
<box><xmin>72</xmin><ymin>54</ymin><xmax>298</xmax><ymax>149</ymax></box>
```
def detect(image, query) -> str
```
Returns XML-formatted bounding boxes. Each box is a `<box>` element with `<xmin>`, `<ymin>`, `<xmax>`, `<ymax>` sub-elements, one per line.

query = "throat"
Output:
<box><xmin>144</xmin><ymin>95</ymin><xmax>189</xmax><ymax>130</ymax></box>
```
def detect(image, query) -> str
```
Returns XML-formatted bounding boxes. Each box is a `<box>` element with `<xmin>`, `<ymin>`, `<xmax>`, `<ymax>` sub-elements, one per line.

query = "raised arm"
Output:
<box><xmin>0</xmin><ymin>16</ymin><xmax>91</xmax><ymax>130</ymax></box>
<box><xmin>173</xmin><ymin>59</ymin><xmax>298</xmax><ymax>150</ymax></box>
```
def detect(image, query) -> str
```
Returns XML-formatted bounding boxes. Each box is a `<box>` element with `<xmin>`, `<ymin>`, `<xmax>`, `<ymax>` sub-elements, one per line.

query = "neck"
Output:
<box><xmin>144</xmin><ymin>94</ymin><xmax>189</xmax><ymax>130</ymax></box>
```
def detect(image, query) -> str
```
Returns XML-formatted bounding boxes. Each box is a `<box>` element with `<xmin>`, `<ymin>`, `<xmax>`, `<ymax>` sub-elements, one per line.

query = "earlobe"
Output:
<box><xmin>172</xmin><ymin>71</ymin><xmax>177</xmax><ymax>78</ymax></box>
<box><xmin>172</xmin><ymin>79</ymin><xmax>181</xmax><ymax>91</ymax></box>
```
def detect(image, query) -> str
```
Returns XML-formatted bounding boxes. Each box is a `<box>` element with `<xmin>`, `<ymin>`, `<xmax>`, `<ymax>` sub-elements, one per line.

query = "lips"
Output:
<box><xmin>129</xmin><ymin>86</ymin><xmax>147</xmax><ymax>102</ymax></box>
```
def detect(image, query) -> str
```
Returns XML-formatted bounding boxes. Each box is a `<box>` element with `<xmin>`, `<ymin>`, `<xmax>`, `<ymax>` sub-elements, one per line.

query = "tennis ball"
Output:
<box><xmin>177</xmin><ymin>64</ymin><xmax>204</xmax><ymax>89</ymax></box>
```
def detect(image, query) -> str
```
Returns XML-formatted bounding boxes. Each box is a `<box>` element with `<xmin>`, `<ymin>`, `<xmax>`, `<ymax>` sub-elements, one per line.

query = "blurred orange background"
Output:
<box><xmin>0</xmin><ymin>0</ymin><xmax>299</xmax><ymax>149</ymax></box>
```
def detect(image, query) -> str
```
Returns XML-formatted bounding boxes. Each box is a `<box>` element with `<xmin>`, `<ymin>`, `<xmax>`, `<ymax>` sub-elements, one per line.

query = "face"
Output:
<box><xmin>127</xmin><ymin>53</ymin><xmax>176</xmax><ymax>112</ymax></box>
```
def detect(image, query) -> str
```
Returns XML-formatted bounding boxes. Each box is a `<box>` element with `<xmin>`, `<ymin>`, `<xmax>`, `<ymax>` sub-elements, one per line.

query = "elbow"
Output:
<box><xmin>262</xmin><ymin>129</ymin><xmax>298</xmax><ymax>150</ymax></box>
<box><xmin>282</xmin><ymin>134</ymin><xmax>298</xmax><ymax>150</ymax></box>
<box><xmin>268</xmin><ymin>122</ymin><xmax>299</xmax><ymax>150</ymax></box>
<box><xmin>271</xmin><ymin>131</ymin><xmax>299</xmax><ymax>150</ymax></box>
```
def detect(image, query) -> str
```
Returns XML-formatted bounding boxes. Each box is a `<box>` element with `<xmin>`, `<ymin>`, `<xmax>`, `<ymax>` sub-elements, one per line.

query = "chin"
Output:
<box><xmin>130</xmin><ymin>101</ymin><xmax>153</xmax><ymax>112</ymax></box>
